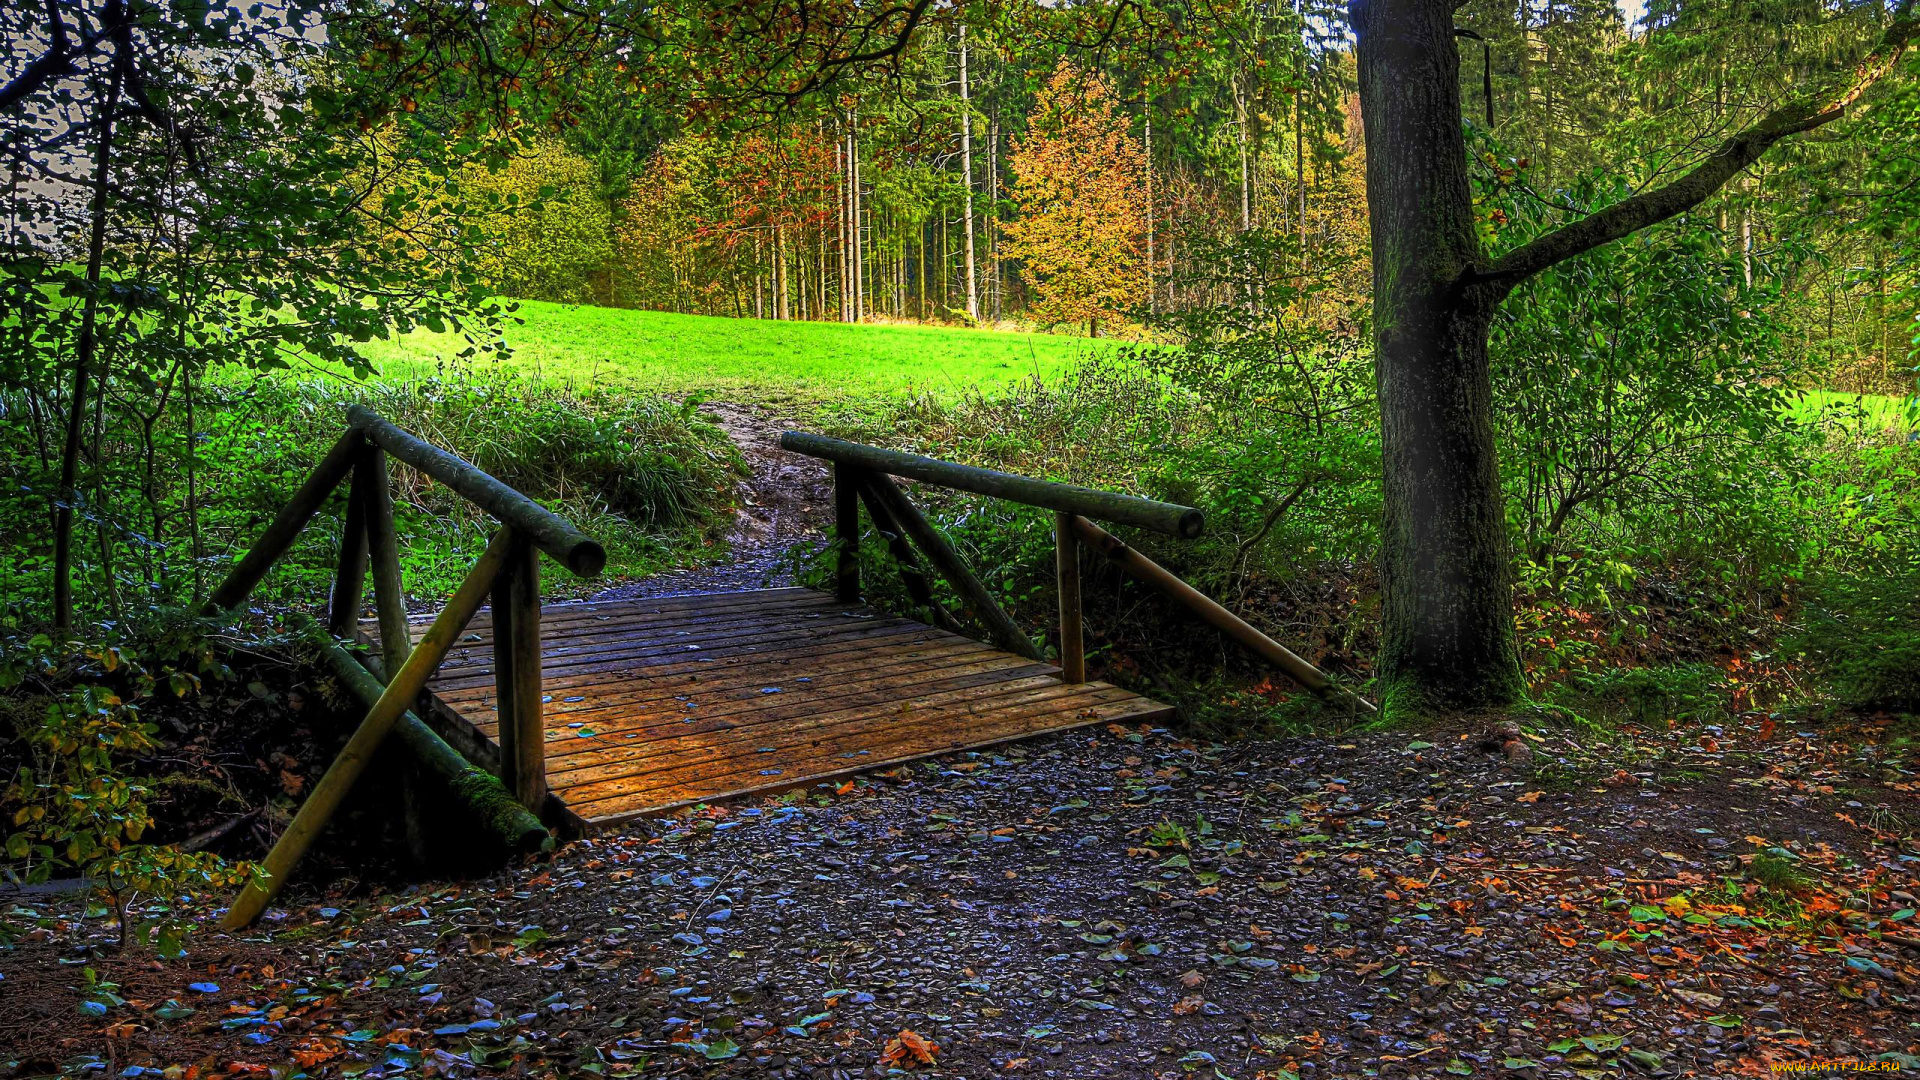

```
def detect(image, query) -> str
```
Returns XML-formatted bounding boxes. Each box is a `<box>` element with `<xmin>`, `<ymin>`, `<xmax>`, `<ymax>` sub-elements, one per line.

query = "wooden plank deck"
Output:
<box><xmin>384</xmin><ymin>587</ymin><xmax>1173</xmax><ymax>831</ymax></box>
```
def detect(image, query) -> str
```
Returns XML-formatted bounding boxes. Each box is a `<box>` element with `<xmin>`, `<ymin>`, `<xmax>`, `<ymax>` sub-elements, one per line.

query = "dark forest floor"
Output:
<box><xmin>6</xmin><ymin>708</ymin><xmax>1920</xmax><ymax>1079</ymax></box>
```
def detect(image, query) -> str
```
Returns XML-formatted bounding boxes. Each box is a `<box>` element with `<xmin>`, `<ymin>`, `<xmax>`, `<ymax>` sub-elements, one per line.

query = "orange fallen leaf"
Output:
<box><xmin>1515</xmin><ymin>791</ymin><xmax>1543</xmax><ymax>804</ymax></box>
<box><xmin>880</xmin><ymin>1029</ymin><xmax>939</xmax><ymax>1067</ymax></box>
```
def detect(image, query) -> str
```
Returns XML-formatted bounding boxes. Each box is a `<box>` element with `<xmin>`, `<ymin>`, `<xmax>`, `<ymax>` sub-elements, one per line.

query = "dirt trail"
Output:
<box><xmin>595</xmin><ymin>401</ymin><xmax>834</xmax><ymax>601</ymax></box>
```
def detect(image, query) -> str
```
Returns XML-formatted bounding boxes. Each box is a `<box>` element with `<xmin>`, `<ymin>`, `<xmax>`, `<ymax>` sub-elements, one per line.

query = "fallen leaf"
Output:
<box><xmin>880</xmin><ymin>1029</ymin><xmax>939</xmax><ymax>1067</ymax></box>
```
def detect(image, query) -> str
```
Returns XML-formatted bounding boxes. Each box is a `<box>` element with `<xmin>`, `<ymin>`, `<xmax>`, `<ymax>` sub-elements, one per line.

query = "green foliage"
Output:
<box><xmin>1</xmin><ymin>630</ymin><xmax>251</xmax><ymax>951</ymax></box>
<box><xmin>1567</xmin><ymin>664</ymin><xmax>1729</xmax><ymax>726</ymax></box>
<box><xmin>1124</xmin><ymin>228</ymin><xmax>1380</xmax><ymax>585</ymax></box>
<box><xmin>460</xmin><ymin>141</ymin><xmax>616</xmax><ymax>304</ymax></box>
<box><xmin>1791</xmin><ymin>561</ymin><xmax>1920</xmax><ymax>713</ymax></box>
<box><xmin>1480</xmin><ymin>153</ymin><xmax>1810</xmax><ymax>581</ymax></box>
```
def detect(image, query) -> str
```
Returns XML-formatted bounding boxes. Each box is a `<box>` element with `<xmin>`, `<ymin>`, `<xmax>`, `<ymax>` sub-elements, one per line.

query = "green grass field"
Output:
<box><xmin>353</xmin><ymin>301</ymin><xmax>1109</xmax><ymax>403</ymax></box>
<box><xmin>1790</xmin><ymin>389</ymin><xmax>1916</xmax><ymax>433</ymax></box>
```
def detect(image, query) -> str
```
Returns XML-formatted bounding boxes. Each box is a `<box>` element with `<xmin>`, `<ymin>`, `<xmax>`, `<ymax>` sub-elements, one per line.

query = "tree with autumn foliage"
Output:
<box><xmin>1001</xmin><ymin>62</ymin><xmax>1149</xmax><ymax>334</ymax></box>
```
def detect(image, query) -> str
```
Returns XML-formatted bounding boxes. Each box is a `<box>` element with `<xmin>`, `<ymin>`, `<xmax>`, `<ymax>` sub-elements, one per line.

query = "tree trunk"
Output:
<box><xmin>1351</xmin><ymin>0</ymin><xmax>1524</xmax><ymax>716</ymax></box>
<box><xmin>959</xmin><ymin>25</ymin><xmax>979</xmax><ymax>322</ymax></box>
<box><xmin>1145</xmin><ymin>110</ymin><xmax>1155</xmax><ymax>317</ymax></box>
<box><xmin>851</xmin><ymin>117</ymin><xmax>864</xmax><ymax>321</ymax></box>
<box><xmin>53</xmin><ymin>51</ymin><xmax>126</xmax><ymax>633</ymax></box>
<box><xmin>1235</xmin><ymin>77</ymin><xmax>1252</xmax><ymax>232</ymax></box>
<box><xmin>989</xmin><ymin>113</ymin><xmax>1003</xmax><ymax>321</ymax></box>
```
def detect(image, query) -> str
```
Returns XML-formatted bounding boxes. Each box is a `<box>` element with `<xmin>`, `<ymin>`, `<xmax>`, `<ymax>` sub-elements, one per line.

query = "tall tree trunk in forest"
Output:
<box><xmin>1873</xmin><ymin>242</ymin><xmax>1888</xmax><ymax>377</ymax></box>
<box><xmin>1145</xmin><ymin>111</ymin><xmax>1156</xmax><ymax>317</ymax></box>
<box><xmin>1295</xmin><ymin>0</ymin><xmax>1308</xmax><ymax>267</ymax></box>
<box><xmin>958</xmin><ymin>25</ymin><xmax>979</xmax><ymax>322</ymax></box>
<box><xmin>989</xmin><ymin>114</ymin><xmax>1003</xmax><ymax>321</ymax></box>
<box><xmin>851</xmin><ymin>117</ymin><xmax>864</xmax><ymax>321</ymax></box>
<box><xmin>53</xmin><ymin>48</ymin><xmax>126</xmax><ymax>634</ymax></box>
<box><xmin>1350</xmin><ymin>0</ymin><xmax>1917</xmax><ymax>715</ymax></box>
<box><xmin>1235</xmin><ymin>78</ymin><xmax>1252</xmax><ymax>232</ymax></box>
<box><xmin>1352</xmin><ymin>0</ymin><xmax>1543</xmax><ymax>713</ymax></box>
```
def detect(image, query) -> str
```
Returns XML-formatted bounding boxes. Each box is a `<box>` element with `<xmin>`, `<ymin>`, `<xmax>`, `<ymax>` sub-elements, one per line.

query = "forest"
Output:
<box><xmin>2</xmin><ymin>0</ymin><xmax>1920</xmax><ymax>1075</ymax></box>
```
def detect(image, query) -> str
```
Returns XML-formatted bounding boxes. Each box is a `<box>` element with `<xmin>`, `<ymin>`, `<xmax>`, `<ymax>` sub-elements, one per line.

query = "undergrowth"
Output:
<box><xmin>0</xmin><ymin>371</ymin><xmax>742</xmax><ymax>619</ymax></box>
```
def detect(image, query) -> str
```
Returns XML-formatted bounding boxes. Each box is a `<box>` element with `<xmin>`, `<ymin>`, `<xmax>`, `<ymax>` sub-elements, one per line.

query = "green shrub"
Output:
<box><xmin>1</xmin><ymin>626</ymin><xmax>252</xmax><ymax>951</ymax></box>
<box><xmin>1791</xmin><ymin>562</ymin><xmax>1920</xmax><ymax>712</ymax></box>
<box><xmin>0</xmin><ymin>368</ymin><xmax>741</xmax><ymax>620</ymax></box>
<box><xmin>1567</xmin><ymin>663</ymin><xmax>1730</xmax><ymax>726</ymax></box>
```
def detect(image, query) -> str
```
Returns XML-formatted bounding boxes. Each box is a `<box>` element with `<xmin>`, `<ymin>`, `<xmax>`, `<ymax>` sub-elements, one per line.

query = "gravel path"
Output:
<box><xmin>9</xmin><ymin>713</ymin><xmax>1919</xmax><ymax>1078</ymax></box>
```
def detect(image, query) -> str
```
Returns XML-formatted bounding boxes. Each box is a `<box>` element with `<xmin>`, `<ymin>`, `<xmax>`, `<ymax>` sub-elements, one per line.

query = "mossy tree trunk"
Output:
<box><xmin>1347</xmin><ymin>0</ymin><xmax>1916</xmax><ymax>718</ymax></box>
<box><xmin>1352</xmin><ymin>0</ymin><xmax>1524</xmax><ymax>715</ymax></box>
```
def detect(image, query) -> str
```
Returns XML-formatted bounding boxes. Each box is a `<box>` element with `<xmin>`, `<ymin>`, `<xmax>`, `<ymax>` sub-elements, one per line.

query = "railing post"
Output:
<box><xmin>492</xmin><ymin>537</ymin><xmax>546</xmax><ymax>812</ymax></box>
<box><xmin>327</xmin><ymin>456</ymin><xmax>370</xmax><ymax>638</ymax></box>
<box><xmin>833</xmin><ymin>463</ymin><xmax>860</xmax><ymax>603</ymax></box>
<box><xmin>357</xmin><ymin>443</ymin><xmax>412</xmax><ymax>674</ymax></box>
<box><xmin>1054</xmin><ymin>511</ymin><xmax>1084</xmax><ymax>683</ymax></box>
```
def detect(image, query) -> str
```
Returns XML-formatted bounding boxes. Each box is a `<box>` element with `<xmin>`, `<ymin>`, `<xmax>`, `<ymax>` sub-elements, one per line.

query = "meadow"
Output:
<box><xmin>352</xmin><ymin>301</ymin><xmax>1109</xmax><ymax>403</ymax></box>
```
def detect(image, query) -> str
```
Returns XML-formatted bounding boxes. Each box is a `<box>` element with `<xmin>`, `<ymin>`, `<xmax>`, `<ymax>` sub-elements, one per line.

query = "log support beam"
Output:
<box><xmin>222</xmin><ymin>526</ymin><xmax>520</xmax><ymax>930</ymax></box>
<box><xmin>858</xmin><ymin>472</ymin><xmax>1040</xmax><ymax>661</ymax></box>
<box><xmin>1069</xmin><ymin>516</ymin><xmax>1374</xmax><ymax>713</ymax></box>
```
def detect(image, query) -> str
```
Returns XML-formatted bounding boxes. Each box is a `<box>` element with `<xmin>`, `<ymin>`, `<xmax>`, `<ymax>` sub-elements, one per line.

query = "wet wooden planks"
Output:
<box><xmin>390</xmin><ymin>588</ymin><xmax>1172</xmax><ymax>830</ymax></box>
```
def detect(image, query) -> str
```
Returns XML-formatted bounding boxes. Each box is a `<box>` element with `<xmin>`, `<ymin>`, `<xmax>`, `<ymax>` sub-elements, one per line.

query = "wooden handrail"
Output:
<box><xmin>781</xmin><ymin>431</ymin><xmax>1205</xmax><ymax>538</ymax></box>
<box><xmin>211</xmin><ymin>406</ymin><xmax>604</xmax><ymax>928</ymax></box>
<box><xmin>349</xmin><ymin>405</ymin><xmax>605</xmax><ymax>576</ymax></box>
<box><xmin>789</xmin><ymin>432</ymin><xmax>1368</xmax><ymax>709</ymax></box>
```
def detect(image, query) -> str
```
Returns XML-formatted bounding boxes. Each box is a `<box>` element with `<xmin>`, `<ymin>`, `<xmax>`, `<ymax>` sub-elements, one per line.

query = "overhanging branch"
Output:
<box><xmin>1469</xmin><ymin>1</ymin><xmax>1917</xmax><ymax>299</ymax></box>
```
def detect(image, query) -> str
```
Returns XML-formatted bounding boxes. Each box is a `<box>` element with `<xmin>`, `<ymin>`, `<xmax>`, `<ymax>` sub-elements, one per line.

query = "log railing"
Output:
<box><xmin>781</xmin><ymin>432</ymin><xmax>1373</xmax><ymax>713</ymax></box>
<box><xmin>209</xmin><ymin>406</ymin><xmax>602</xmax><ymax>928</ymax></box>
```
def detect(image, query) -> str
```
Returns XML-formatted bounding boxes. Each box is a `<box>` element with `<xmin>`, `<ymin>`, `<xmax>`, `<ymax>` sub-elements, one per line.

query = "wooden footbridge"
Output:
<box><xmin>210</xmin><ymin>407</ymin><xmax>1362</xmax><ymax>927</ymax></box>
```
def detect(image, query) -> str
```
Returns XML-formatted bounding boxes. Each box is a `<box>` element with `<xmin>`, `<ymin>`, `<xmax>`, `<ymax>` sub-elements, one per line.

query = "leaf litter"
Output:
<box><xmin>5</xmin><ymin>707</ymin><xmax>1920</xmax><ymax>1078</ymax></box>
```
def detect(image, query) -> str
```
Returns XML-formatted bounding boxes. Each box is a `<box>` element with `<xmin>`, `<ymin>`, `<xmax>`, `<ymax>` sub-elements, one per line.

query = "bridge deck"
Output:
<box><xmin>393</xmin><ymin>587</ymin><xmax>1172</xmax><ymax>831</ymax></box>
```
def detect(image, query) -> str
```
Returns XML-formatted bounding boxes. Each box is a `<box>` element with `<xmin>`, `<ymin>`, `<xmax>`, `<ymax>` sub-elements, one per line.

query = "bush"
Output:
<box><xmin>0</xmin><ymin>368</ymin><xmax>742</xmax><ymax>622</ymax></box>
<box><xmin>1791</xmin><ymin>562</ymin><xmax>1920</xmax><ymax>712</ymax></box>
<box><xmin>1</xmin><ymin>625</ymin><xmax>252</xmax><ymax>951</ymax></box>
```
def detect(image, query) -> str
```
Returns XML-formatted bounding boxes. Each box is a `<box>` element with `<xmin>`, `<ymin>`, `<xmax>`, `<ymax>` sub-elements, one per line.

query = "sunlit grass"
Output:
<box><xmin>1790</xmin><ymin>388</ymin><xmax>1915</xmax><ymax>434</ymax></box>
<box><xmin>349</xmin><ymin>301</ymin><xmax>1113</xmax><ymax>405</ymax></box>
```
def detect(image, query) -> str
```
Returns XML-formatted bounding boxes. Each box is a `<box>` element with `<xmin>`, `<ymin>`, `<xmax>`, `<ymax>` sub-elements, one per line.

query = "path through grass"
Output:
<box><xmin>355</xmin><ymin>301</ymin><xmax>1109</xmax><ymax>403</ymax></box>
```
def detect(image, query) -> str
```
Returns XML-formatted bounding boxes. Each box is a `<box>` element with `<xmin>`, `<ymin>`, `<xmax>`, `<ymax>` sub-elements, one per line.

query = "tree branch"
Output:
<box><xmin>1469</xmin><ymin>1</ymin><xmax>1918</xmax><ymax>298</ymax></box>
<box><xmin>0</xmin><ymin>0</ymin><xmax>84</xmax><ymax>115</ymax></box>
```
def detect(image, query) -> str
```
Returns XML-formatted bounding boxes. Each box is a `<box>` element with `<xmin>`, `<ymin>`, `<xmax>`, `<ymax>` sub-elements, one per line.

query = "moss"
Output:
<box><xmin>444</xmin><ymin>767</ymin><xmax>552</xmax><ymax>855</ymax></box>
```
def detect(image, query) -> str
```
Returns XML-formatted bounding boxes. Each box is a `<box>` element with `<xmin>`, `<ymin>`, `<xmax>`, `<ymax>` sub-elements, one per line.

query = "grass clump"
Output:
<box><xmin>1747</xmin><ymin>849</ymin><xmax>1812</xmax><ymax>893</ymax></box>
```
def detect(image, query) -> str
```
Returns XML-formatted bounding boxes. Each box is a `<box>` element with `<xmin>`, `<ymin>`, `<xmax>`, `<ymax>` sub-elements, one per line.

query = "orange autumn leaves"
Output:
<box><xmin>880</xmin><ymin>1028</ymin><xmax>940</xmax><ymax>1067</ymax></box>
<box><xmin>1001</xmin><ymin>61</ymin><xmax>1149</xmax><ymax>332</ymax></box>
